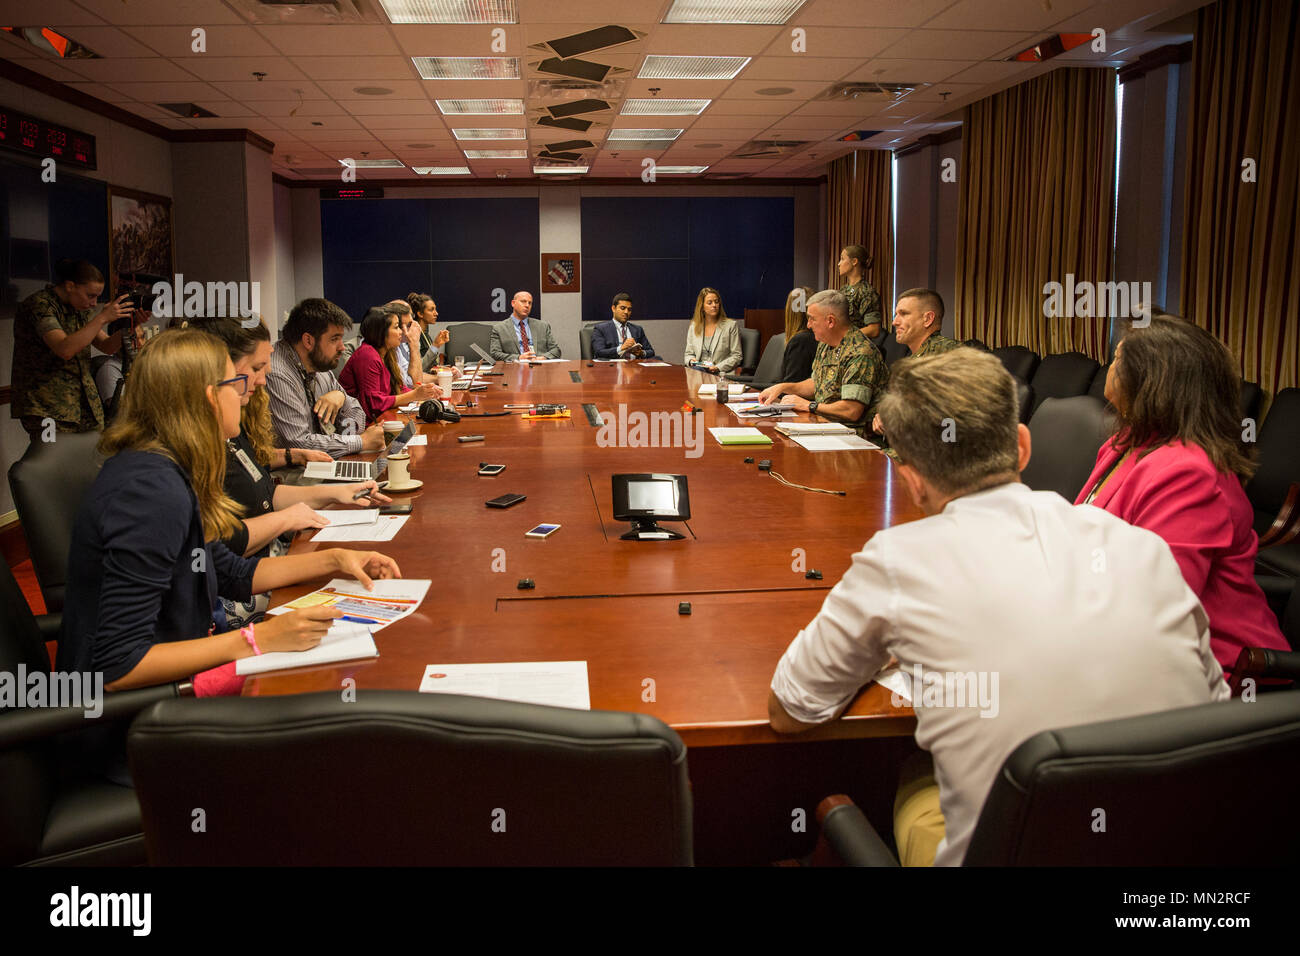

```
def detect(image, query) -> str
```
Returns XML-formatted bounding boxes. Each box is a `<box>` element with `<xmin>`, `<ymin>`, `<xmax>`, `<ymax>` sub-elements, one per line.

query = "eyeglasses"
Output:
<box><xmin>217</xmin><ymin>373</ymin><xmax>249</xmax><ymax>395</ymax></box>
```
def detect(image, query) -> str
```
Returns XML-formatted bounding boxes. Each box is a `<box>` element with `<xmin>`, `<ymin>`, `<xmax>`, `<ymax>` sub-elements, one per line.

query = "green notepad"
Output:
<box><xmin>709</xmin><ymin>427</ymin><xmax>773</xmax><ymax>446</ymax></box>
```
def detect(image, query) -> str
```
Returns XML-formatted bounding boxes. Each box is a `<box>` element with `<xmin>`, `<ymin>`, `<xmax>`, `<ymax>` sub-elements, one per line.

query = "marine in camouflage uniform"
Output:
<box><xmin>11</xmin><ymin>285</ymin><xmax>106</xmax><ymax>435</ymax></box>
<box><xmin>839</xmin><ymin>279</ymin><xmax>883</xmax><ymax>334</ymax></box>
<box><xmin>812</xmin><ymin>326</ymin><xmax>889</xmax><ymax>436</ymax></box>
<box><xmin>911</xmin><ymin>332</ymin><xmax>961</xmax><ymax>358</ymax></box>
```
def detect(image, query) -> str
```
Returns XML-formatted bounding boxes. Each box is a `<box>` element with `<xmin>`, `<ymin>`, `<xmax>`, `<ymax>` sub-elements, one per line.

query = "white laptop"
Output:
<box><xmin>302</xmin><ymin>422</ymin><xmax>414</xmax><ymax>482</ymax></box>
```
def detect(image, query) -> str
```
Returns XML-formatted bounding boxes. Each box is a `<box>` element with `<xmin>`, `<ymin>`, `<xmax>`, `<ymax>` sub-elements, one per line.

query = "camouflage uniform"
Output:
<box><xmin>840</xmin><ymin>279</ymin><xmax>883</xmax><ymax>333</ymax></box>
<box><xmin>911</xmin><ymin>333</ymin><xmax>961</xmax><ymax>358</ymax></box>
<box><xmin>11</xmin><ymin>285</ymin><xmax>105</xmax><ymax>435</ymax></box>
<box><xmin>812</xmin><ymin>326</ymin><xmax>889</xmax><ymax>435</ymax></box>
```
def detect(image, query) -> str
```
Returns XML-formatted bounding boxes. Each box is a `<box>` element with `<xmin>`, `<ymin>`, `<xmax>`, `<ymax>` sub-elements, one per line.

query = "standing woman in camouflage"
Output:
<box><xmin>837</xmin><ymin>244</ymin><xmax>884</xmax><ymax>341</ymax></box>
<box><xmin>10</xmin><ymin>259</ymin><xmax>132</xmax><ymax>438</ymax></box>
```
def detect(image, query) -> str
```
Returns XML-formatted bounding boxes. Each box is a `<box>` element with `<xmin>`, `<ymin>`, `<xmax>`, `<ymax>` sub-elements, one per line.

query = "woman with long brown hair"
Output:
<box><xmin>340</xmin><ymin>306</ymin><xmax>438</xmax><ymax>421</ymax></box>
<box><xmin>683</xmin><ymin>287</ymin><xmax>742</xmax><ymax>374</ymax></box>
<box><xmin>56</xmin><ymin>329</ymin><xmax>402</xmax><ymax>698</ymax></box>
<box><xmin>837</xmin><ymin>244</ymin><xmax>883</xmax><ymax>339</ymax></box>
<box><xmin>1075</xmin><ymin>316</ymin><xmax>1287</xmax><ymax>675</ymax></box>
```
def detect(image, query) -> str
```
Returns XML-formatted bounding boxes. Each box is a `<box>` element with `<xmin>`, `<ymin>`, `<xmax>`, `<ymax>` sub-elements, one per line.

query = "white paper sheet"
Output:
<box><xmin>776</xmin><ymin>422</ymin><xmax>855</xmax><ymax>436</ymax></box>
<box><xmin>267</xmin><ymin>578</ymin><xmax>432</xmax><ymax>629</ymax></box>
<box><xmin>727</xmin><ymin>402</ymin><xmax>796</xmax><ymax>419</ymax></box>
<box><xmin>312</xmin><ymin>515</ymin><xmax>408</xmax><ymax>541</ymax></box>
<box><xmin>405</xmin><ymin>434</ymin><xmax>428</xmax><ymax>446</ymax></box>
<box><xmin>398</xmin><ymin>403</ymin><xmax>419</xmax><ymax>412</ymax></box>
<box><xmin>419</xmin><ymin>661</ymin><xmax>591</xmax><ymax>710</ymax></box>
<box><xmin>789</xmin><ymin>434</ymin><xmax>879</xmax><ymax>452</ymax></box>
<box><xmin>236</xmin><ymin>623</ymin><xmax>377</xmax><ymax>676</ymax></box>
<box><xmin>312</xmin><ymin>508</ymin><xmax>379</xmax><ymax>526</ymax></box>
<box><xmin>638</xmin><ymin>361</ymin><xmax>672</xmax><ymax>367</ymax></box>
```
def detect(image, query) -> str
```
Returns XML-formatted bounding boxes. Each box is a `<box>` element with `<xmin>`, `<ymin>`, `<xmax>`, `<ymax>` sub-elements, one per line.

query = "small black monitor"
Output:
<box><xmin>611</xmin><ymin>473</ymin><xmax>690</xmax><ymax>540</ymax></box>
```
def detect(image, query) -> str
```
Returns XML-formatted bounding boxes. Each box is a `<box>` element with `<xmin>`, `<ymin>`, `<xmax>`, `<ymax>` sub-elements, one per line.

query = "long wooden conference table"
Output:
<box><xmin>248</xmin><ymin>359</ymin><xmax>921</xmax><ymax>750</ymax></box>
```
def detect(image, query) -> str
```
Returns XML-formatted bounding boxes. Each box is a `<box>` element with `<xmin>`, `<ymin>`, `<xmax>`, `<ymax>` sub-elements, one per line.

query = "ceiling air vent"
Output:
<box><xmin>817</xmin><ymin>81</ymin><xmax>923</xmax><ymax>101</ymax></box>
<box><xmin>732</xmin><ymin>138</ymin><xmax>810</xmax><ymax>159</ymax></box>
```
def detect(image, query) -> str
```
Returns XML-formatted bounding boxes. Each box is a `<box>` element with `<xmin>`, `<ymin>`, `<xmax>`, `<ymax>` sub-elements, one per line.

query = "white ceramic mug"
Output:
<box><xmin>387</xmin><ymin>453</ymin><xmax>411</xmax><ymax>486</ymax></box>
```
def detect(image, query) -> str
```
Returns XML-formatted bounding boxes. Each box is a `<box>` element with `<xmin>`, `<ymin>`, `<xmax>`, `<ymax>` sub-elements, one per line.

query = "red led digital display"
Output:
<box><xmin>0</xmin><ymin>106</ymin><xmax>97</xmax><ymax>169</ymax></box>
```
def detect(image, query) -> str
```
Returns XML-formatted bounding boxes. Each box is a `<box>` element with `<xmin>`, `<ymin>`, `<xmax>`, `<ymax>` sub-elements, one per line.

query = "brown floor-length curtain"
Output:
<box><xmin>954</xmin><ymin>68</ymin><xmax>1117</xmax><ymax>360</ymax></box>
<box><xmin>1181</xmin><ymin>0</ymin><xmax>1300</xmax><ymax>405</ymax></box>
<box><xmin>826</xmin><ymin>151</ymin><xmax>893</xmax><ymax>311</ymax></box>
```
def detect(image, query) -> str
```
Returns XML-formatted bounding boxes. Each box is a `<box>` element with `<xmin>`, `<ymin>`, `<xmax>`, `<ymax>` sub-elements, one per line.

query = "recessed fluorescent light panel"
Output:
<box><xmin>622</xmin><ymin>99</ymin><xmax>710</xmax><ymax>115</ymax></box>
<box><xmin>338</xmin><ymin>159</ymin><xmax>405</xmax><ymax>168</ymax></box>
<box><xmin>452</xmin><ymin>128</ymin><xmax>527</xmax><ymax>139</ymax></box>
<box><xmin>463</xmin><ymin>149</ymin><xmax>528</xmax><ymax>158</ymax></box>
<box><xmin>639</xmin><ymin>55</ymin><xmax>750</xmax><ymax>80</ymax></box>
<box><xmin>654</xmin><ymin>165</ymin><xmax>710</xmax><ymax>173</ymax></box>
<box><xmin>379</xmin><ymin>0</ymin><xmax>518</xmax><ymax>24</ymax></box>
<box><xmin>412</xmin><ymin>166</ymin><xmax>473</xmax><ymax>174</ymax></box>
<box><xmin>534</xmin><ymin>166</ymin><xmax>588</xmax><ymax>174</ymax></box>
<box><xmin>662</xmin><ymin>0</ymin><xmax>807</xmax><ymax>24</ymax></box>
<box><xmin>607</xmin><ymin>128</ymin><xmax>683</xmax><ymax>141</ymax></box>
<box><xmin>413</xmin><ymin>56</ymin><xmax>520</xmax><ymax>80</ymax></box>
<box><xmin>436</xmin><ymin>99</ymin><xmax>524</xmax><ymax>114</ymax></box>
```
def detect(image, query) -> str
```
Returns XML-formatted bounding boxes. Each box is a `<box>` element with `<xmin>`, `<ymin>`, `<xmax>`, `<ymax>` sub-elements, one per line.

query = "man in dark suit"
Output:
<box><xmin>488</xmin><ymin>291</ymin><xmax>561</xmax><ymax>361</ymax></box>
<box><xmin>590</xmin><ymin>292</ymin><xmax>655</xmax><ymax>360</ymax></box>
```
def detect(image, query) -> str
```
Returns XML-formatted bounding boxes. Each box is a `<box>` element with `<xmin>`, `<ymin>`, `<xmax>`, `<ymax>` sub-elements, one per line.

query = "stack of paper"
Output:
<box><xmin>708</xmin><ymin>426</ymin><xmax>773</xmax><ymax>446</ymax></box>
<box><xmin>789</xmin><ymin>434</ymin><xmax>879</xmax><ymax>452</ymax></box>
<box><xmin>268</xmin><ymin>578</ymin><xmax>432</xmax><ymax>628</ymax></box>
<box><xmin>236</xmin><ymin>622</ymin><xmax>377</xmax><ymax>676</ymax></box>
<box><xmin>727</xmin><ymin>402</ymin><xmax>795</xmax><ymax>419</ymax></box>
<box><xmin>775</xmin><ymin>422</ymin><xmax>855</xmax><ymax>437</ymax></box>
<box><xmin>312</xmin><ymin>516</ymin><xmax>408</xmax><ymax>541</ymax></box>
<box><xmin>313</xmin><ymin>508</ymin><xmax>379</xmax><ymax>526</ymax></box>
<box><xmin>697</xmin><ymin>384</ymin><xmax>761</xmax><ymax>401</ymax></box>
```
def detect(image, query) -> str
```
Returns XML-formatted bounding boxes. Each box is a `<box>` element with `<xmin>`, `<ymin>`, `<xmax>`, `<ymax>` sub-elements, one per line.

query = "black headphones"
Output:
<box><xmin>418</xmin><ymin>398</ymin><xmax>461</xmax><ymax>424</ymax></box>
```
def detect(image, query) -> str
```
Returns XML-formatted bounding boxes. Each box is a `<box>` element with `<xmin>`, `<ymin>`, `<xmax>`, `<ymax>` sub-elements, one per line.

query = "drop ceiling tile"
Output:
<box><xmin>943</xmin><ymin>60</ymin><xmax>1040</xmax><ymax>84</ymax></box>
<box><xmin>65</xmin><ymin>81</ymin><xmax>136</xmax><ymax>103</ymax></box>
<box><xmin>99</xmin><ymin>81</ymin><xmax>228</xmax><ymax>101</ymax></box>
<box><xmin>926</xmin><ymin>0</ymin><xmax>1095</xmax><ymax>31</ymax></box>
<box><xmin>901</xmin><ymin>81</ymin><xmax>984</xmax><ymax>102</ymax></box>
<box><xmin>360</xmin><ymin>115</ymin><xmax>452</xmax><ymax>131</ymax></box>
<box><xmin>742</xmin><ymin>55</ymin><xmax>861</xmax><ymax>81</ymax></box>
<box><xmin>879</xmin><ymin>29</ymin><xmax>1032</xmax><ymax>60</ymax></box>
<box><xmin>177</xmin><ymin>57</ymin><xmax>307</xmax><ymax>83</ymax></box>
<box><xmin>188</xmin><ymin>100</ymin><xmax>261</xmax><ymax>118</ymax></box>
<box><xmin>620</xmin><ymin>79</ymin><xmax>731</xmax><ymax>99</ymax></box>
<box><xmin>292</xmin><ymin>57</ymin><xmax>419</xmax><ymax>81</ymax></box>
<box><xmin>794</xmin><ymin>0</ymin><xmax>959</xmax><ymax>28</ymax></box>
<box><xmin>841</xmin><ymin>58</ymin><xmax>978</xmax><ymax>83</ymax></box>
<box><xmin>0</xmin><ymin>0</ymin><xmax>106</xmax><ymax>24</ymax></box>
<box><xmin>410</xmin><ymin>79</ymin><xmax>527</xmax><ymax>98</ymax></box>
<box><xmin>724</xmin><ymin>80</ymin><xmax>827</xmax><ymax>98</ymax></box>
<box><xmin>760</xmin><ymin>26</ymin><xmax>909</xmax><ymax>58</ymax></box>
<box><xmin>314</xmin><ymin>78</ymin><xmax>428</xmax><ymax>98</ymax></box>
<box><xmin>707</xmin><ymin>99</ymin><xmax>795</xmax><ymax>116</ymax></box>
<box><xmin>640</xmin><ymin>24</ymin><xmax>781</xmax><ymax>55</ymax></box>
<box><xmin>524</xmin><ymin>2</ymin><xmax>664</xmax><ymax>23</ymax></box>
<box><xmin>73</xmin><ymin>0</ymin><xmax>240</xmax><ymax>24</ymax></box>
<box><xmin>55</xmin><ymin>57</ymin><xmax>200</xmax><ymax>82</ymax></box>
<box><xmin>339</xmin><ymin>99</ymin><xmax>439</xmax><ymax>116</ymax></box>
<box><xmin>764</xmin><ymin>112</ymin><xmax>855</xmax><ymax>129</ymax></box>
<box><xmin>685</xmin><ymin>113</ymin><xmax>771</xmax><ymax>129</ymax></box>
<box><xmin>211</xmin><ymin>80</ymin><xmax>330</xmax><ymax>100</ymax></box>
<box><xmin>256</xmin><ymin>26</ymin><xmax>404</xmax><ymax>57</ymax></box>
<box><xmin>52</xmin><ymin>25</ymin><xmax>161</xmax><ymax>58</ymax></box>
<box><xmin>123</xmin><ymin>25</ymin><xmax>282</xmax><ymax>58</ymax></box>
<box><xmin>391</xmin><ymin>24</ymin><xmax>525</xmax><ymax>55</ymax></box>
<box><xmin>277</xmin><ymin>115</ymin><xmax>366</xmax><ymax>131</ymax></box>
<box><xmin>9</xmin><ymin>57</ymin><xmax>89</xmax><ymax>83</ymax></box>
<box><xmin>255</xmin><ymin>100</ymin><xmax>348</xmax><ymax>117</ymax></box>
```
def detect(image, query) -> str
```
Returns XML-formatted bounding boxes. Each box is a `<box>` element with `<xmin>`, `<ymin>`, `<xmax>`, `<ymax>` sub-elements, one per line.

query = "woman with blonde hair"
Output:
<box><xmin>837</xmin><ymin>244</ymin><xmax>883</xmax><ymax>339</ymax></box>
<box><xmin>188</xmin><ymin>317</ymin><xmax>394</xmax><ymax>627</ymax></box>
<box><xmin>56</xmin><ymin>329</ymin><xmax>401</xmax><ymax>700</ymax></box>
<box><xmin>779</xmin><ymin>286</ymin><xmax>817</xmax><ymax>383</ymax></box>
<box><xmin>683</xmin><ymin>286</ymin><xmax>742</xmax><ymax>374</ymax></box>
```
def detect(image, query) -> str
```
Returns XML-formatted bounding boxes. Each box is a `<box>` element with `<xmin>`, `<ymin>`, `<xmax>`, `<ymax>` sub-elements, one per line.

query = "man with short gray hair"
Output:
<box><xmin>768</xmin><ymin>348</ymin><xmax>1227</xmax><ymax>866</ymax></box>
<box><xmin>757</xmin><ymin>289</ymin><xmax>887</xmax><ymax>436</ymax></box>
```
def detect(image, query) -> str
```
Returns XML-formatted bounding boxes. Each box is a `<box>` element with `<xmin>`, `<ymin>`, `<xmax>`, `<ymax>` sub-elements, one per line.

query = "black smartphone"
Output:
<box><xmin>379</xmin><ymin>503</ymin><xmax>413</xmax><ymax>515</ymax></box>
<box><xmin>486</xmin><ymin>493</ymin><xmax>526</xmax><ymax>508</ymax></box>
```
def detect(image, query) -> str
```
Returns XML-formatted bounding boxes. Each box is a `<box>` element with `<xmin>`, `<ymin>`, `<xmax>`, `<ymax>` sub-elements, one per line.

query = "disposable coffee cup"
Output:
<box><xmin>437</xmin><ymin>369</ymin><xmax>453</xmax><ymax>400</ymax></box>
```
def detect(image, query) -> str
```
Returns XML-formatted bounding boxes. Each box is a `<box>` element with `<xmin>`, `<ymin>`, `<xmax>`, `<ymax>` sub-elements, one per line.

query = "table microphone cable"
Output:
<box><xmin>769</xmin><ymin>470</ymin><xmax>847</xmax><ymax>497</ymax></box>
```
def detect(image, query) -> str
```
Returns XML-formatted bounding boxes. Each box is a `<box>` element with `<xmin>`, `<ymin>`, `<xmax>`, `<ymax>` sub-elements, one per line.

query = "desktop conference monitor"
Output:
<box><xmin>611</xmin><ymin>473</ymin><xmax>690</xmax><ymax>541</ymax></box>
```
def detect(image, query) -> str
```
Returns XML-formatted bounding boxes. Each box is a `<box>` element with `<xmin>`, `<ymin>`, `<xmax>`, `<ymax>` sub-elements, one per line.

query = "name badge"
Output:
<box><xmin>233</xmin><ymin>447</ymin><xmax>262</xmax><ymax>481</ymax></box>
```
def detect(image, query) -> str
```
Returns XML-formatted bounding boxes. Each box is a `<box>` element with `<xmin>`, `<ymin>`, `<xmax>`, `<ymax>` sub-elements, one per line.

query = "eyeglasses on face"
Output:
<box><xmin>217</xmin><ymin>373</ymin><xmax>249</xmax><ymax>395</ymax></box>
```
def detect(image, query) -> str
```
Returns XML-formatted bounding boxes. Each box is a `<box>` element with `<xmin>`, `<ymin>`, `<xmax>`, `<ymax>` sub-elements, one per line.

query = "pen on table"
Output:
<box><xmin>351</xmin><ymin>487</ymin><xmax>372</xmax><ymax>500</ymax></box>
<box><xmin>338</xmin><ymin>615</ymin><xmax>377</xmax><ymax>625</ymax></box>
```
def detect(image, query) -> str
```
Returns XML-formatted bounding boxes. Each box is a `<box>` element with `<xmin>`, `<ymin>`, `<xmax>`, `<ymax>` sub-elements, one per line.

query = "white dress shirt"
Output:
<box><xmin>771</xmin><ymin>481</ymin><xmax>1228</xmax><ymax>866</ymax></box>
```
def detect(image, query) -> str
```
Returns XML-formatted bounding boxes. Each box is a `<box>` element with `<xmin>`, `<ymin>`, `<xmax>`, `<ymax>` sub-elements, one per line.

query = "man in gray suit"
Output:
<box><xmin>489</xmin><ymin>291</ymin><xmax>561</xmax><ymax>361</ymax></box>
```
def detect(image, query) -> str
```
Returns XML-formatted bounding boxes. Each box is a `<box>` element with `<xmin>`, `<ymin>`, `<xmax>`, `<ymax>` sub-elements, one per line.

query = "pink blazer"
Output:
<box><xmin>338</xmin><ymin>343</ymin><xmax>396</xmax><ymax>423</ymax></box>
<box><xmin>1076</xmin><ymin>438</ymin><xmax>1287</xmax><ymax>673</ymax></box>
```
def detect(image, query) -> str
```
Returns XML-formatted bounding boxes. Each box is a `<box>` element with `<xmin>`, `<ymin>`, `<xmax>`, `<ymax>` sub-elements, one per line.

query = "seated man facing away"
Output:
<box><xmin>489</xmin><ymin>291</ymin><xmax>561</xmax><ymax>361</ymax></box>
<box><xmin>266</xmin><ymin>297</ymin><xmax>388</xmax><ymax>459</ymax></box>
<box><xmin>590</xmin><ymin>292</ymin><xmax>655</xmax><ymax>359</ymax></box>
<box><xmin>757</xmin><ymin>289</ymin><xmax>887</xmax><ymax>437</ymax></box>
<box><xmin>768</xmin><ymin>349</ymin><xmax>1228</xmax><ymax>866</ymax></box>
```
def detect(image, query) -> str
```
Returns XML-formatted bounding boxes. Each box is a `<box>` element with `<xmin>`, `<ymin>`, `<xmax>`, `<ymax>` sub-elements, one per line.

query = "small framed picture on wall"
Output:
<box><xmin>541</xmin><ymin>252</ymin><xmax>580</xmax><ymax>293</ymax></box>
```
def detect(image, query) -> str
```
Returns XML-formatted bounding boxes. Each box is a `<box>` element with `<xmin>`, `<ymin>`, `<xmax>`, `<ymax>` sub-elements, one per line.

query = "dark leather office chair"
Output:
<box><xmin>727</xmin><ymin>333</ymin><xmax>786</xmax><ymax>388</ymax></box>
<box><xmin>811</xmin><ymin>691</ymin><xmax>1300</xmax><ymax>865</ymax></box>
<box><xmin>738</xmin><ymin>326</ymin><xmax>760</xmax><ymax>374</ymax></box>
<box><xmin>992</xmin><ymin>345</ymin><xmax>1040</xmax><ymax>383</ymax></box>
<box><xmin>1248</xmin><ymin>388</ymin><xmax>1300</xmax><ymax>580</ymax></box>
<box><xmin>1240</xmin><ymin>379</ymin><xmax>1263</xmax><ymax>425</ymax></box>
<box><xmin>1015</xmin><ymin>380</ymin><xmax>1034</xmax><ymax>424</ymax></box>
<box><xmin>1088</xmin><ymin>363</ymin><xmax>1109</xmax><ymax>402</ymax></box>
<box><xmin>1028</xmin><ymin>351</ymin><xmax>1100</xmax><ymax>414</ymax></box>
<box><xmin>0</xmin><ymin>560</ymin><xmax>183</xmax><ymax>866</ymax></box>
<box><xmin>877</xmin><ymin>329</ymin><xmax>910</xmax><ymax>365</ymax></box>
<box><xmin>962</xmin><ymin>338</ymin><xmax>992</xmax><ymax>352</ymax></box>
<box><xmin>444</xmin><ymin>322</ymin><xmax>494</xmax><ymax>364</ymax></box>
<box><xmin>128</xmin><ymin>690</ymin><xmax>693</xmax><ymax>865</ymax></box>
<box><xmin>8</xmin><ymin>430</ymin><xmax>105</xmax><ymax>613</ymax></box>
<box><xmin>580</xmin><ymin>325</ymin><xmax>595</xmax><ymax>360</ymax></box>
<box><xmin>1020</xmin><ymin>395</ymin><xmax>1115</xmax><ymax>501</ymax></box>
